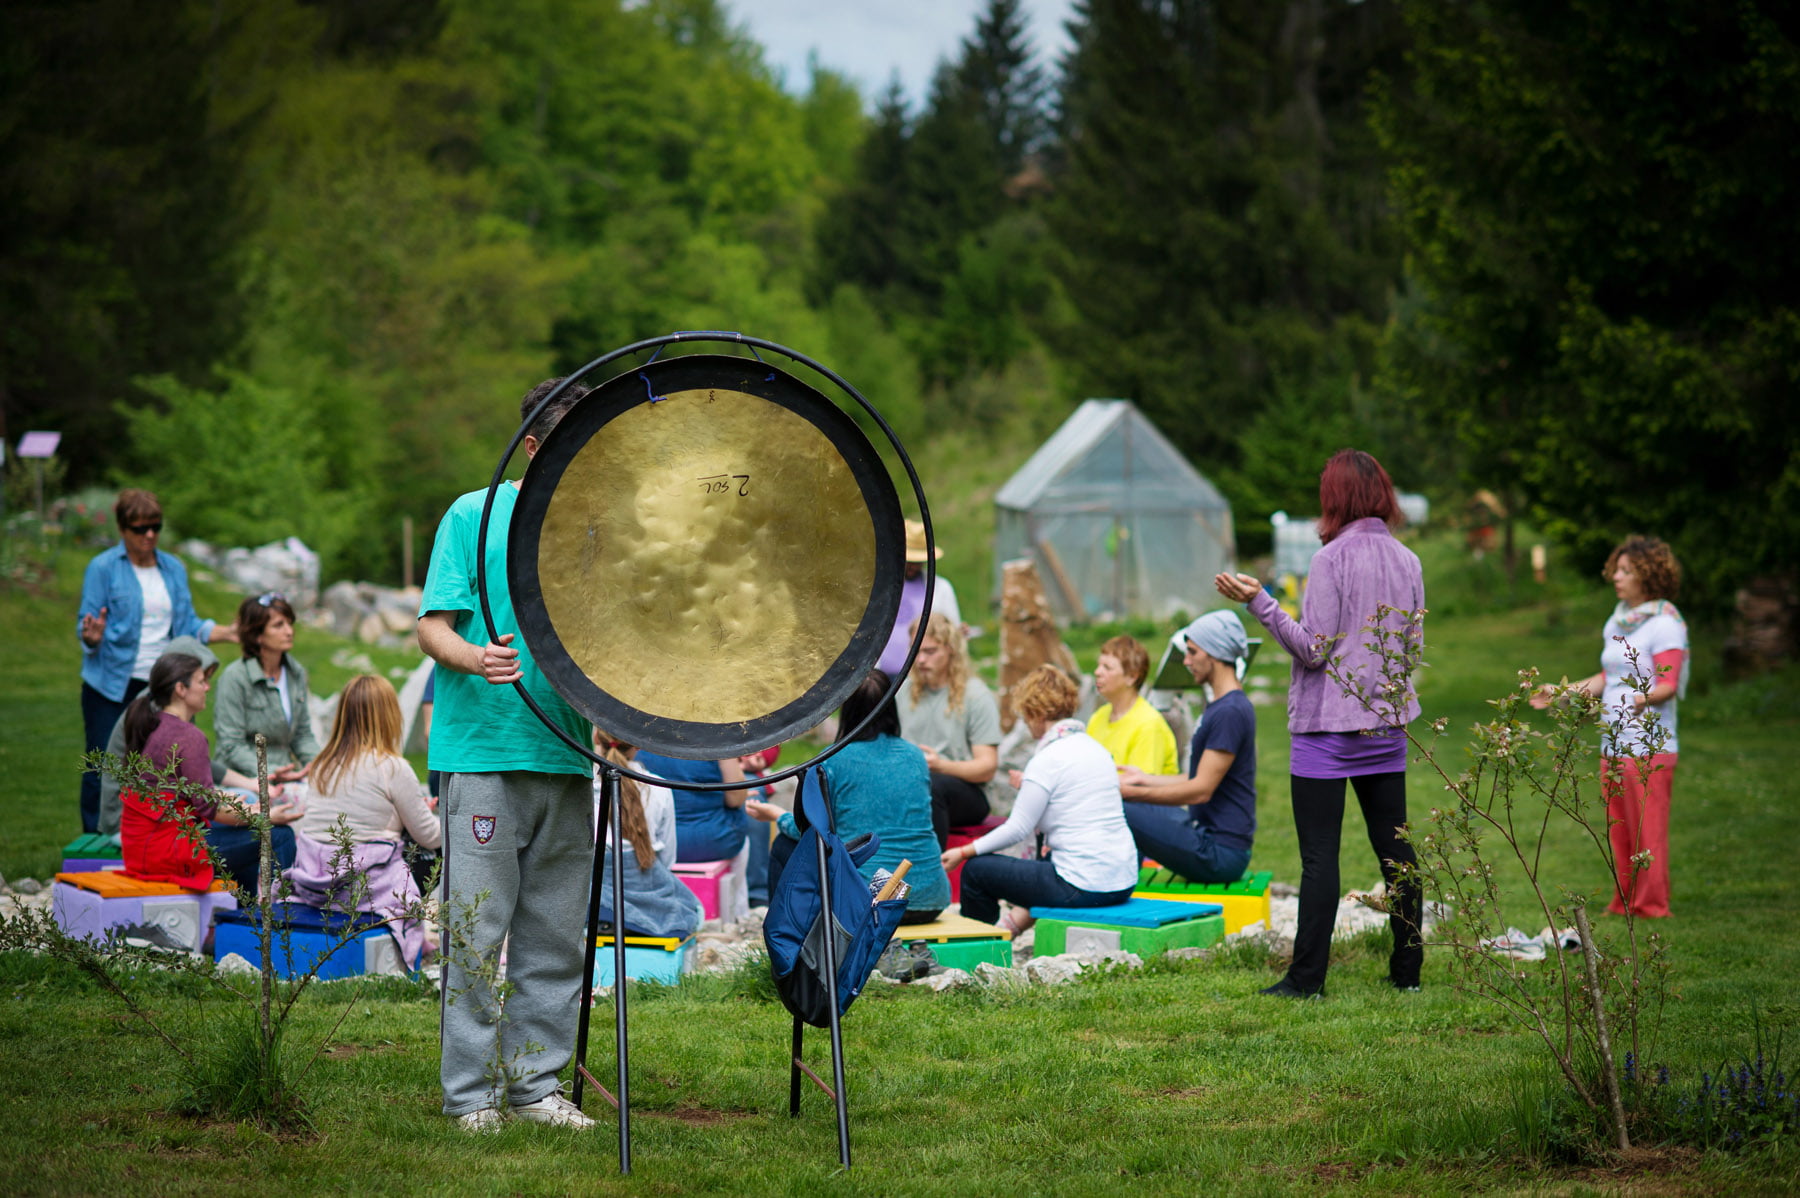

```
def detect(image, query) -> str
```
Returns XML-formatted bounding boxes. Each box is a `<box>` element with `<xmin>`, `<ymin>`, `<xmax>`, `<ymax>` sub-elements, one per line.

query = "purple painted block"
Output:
<box><xmin>54</xmin><ymin>881</ymin><xmax>237</xmax><ymax>949</ymax></box>
<box><xmin>60</xmin><ymin>858</ymin><xmax>124</xmax><ymax>874</ymax></box>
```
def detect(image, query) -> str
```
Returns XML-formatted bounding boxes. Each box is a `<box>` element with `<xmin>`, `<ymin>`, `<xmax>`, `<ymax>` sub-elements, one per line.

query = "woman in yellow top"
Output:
<box><xmin>1085</xmin><ymin>636</ymin><xmax>1179</xmax><ymax>775</ymax></box>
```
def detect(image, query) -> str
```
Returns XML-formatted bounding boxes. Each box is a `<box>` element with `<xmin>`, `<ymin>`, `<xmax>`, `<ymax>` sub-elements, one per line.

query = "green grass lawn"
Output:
<box><xmin>3</xmin><ymin>531</ymin><xmax>1798</xmax><ymax>1193</ymax></box>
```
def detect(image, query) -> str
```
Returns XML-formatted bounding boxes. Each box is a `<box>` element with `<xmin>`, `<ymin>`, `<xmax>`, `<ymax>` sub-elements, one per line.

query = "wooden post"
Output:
<box><xmin>402</xmin><ymin>516</ymin><xmax>414</xmax><ymax>589</ymax></box>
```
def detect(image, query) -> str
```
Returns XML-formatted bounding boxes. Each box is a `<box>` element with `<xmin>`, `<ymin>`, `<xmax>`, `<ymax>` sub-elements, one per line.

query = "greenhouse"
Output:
<box><xmin>993</xmin><ymin>400</ymin><xmax>1236</xmax><ymax>624</ymax></box>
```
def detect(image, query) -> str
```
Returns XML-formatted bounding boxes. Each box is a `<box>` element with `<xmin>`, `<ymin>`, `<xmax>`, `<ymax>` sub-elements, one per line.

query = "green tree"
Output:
<box><xmin>1049</xmin><ymin>0</ymin><xmax>1405</xmax><ymax>469</ymax></box>
<box><xmin>0</xmin><ymin>0</ymin><xmax>251</xmax><ymax>481</ymax></box>
<box><xmin>1373</xmin><ymin>2</ymin><xmax>1800</xmax><ymax>603</ymax></box>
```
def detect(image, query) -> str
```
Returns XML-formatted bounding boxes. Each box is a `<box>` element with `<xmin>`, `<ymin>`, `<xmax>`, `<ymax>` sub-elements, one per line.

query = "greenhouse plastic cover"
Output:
<box><xmin>994</xmin><ymin>400</ymin><xmax>1235</xmax><ymax>623</ymax></box>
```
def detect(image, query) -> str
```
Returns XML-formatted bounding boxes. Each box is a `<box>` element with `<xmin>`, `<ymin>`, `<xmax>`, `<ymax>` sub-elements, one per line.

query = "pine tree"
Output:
<box><xmin>1048</xmin><ymin>0</ymin><xmax>1404</xmax><ymax>469</ymax></box>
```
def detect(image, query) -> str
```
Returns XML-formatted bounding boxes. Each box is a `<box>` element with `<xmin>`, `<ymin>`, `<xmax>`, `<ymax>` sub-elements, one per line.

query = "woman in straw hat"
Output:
<box><xmin>877</xmin><ymin>520</ymin><xmax>961</xmax><ymax>676</ymax></box>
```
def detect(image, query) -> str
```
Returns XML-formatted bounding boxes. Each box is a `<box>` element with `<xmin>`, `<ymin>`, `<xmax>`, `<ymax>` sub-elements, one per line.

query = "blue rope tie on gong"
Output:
<box><xmin>639</xmin><ymin>372</ymin><xmax>667</xmax><ymax>404</ymax></box>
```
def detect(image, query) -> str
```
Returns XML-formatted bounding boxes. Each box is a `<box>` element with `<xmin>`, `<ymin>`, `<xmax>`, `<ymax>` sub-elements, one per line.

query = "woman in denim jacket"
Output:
<box><xmin>76</xmin><ymin>489</ymin><xmax>236</xmax><ymax>833</ymax></box>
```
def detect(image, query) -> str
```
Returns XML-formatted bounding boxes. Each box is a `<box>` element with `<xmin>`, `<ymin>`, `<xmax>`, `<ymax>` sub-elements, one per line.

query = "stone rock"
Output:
<box><xmin>1271</xmin><ymin>881</ymin><xmax>1299</xmax><ymax>898</ymax></box>
<box><xmin>0</xmin><ymin>872</ymin><xmax>7</xmax><ymax>892</ymax></box>
<box><xmin>185</xmin><ymin>537</ymin><xmax>321</xmax><ymax>611</ymax></box>
<box><xmin>379</xmin><ymin>606</ymin><xmax>415</xmax><ymax>635</ymax></box>
<box><xmin>356</xmin><ymin>612</ymin><xmax>387</xmax><ymax>644</ymax></box>
<box><xmin>12</xmin><ymin>877</ymin><xmax>42</xmax><ymax>895</ymax></box>
<box><xmin>1164</xmin><ymin>946</ymin><xmax>1212</xmax><ymax>961</ymax></box>
<box><xmin>866</xmin><ymin>970</ymin><xmax>898</xmax><ymax>987</ymax></box>
<box><xmin>1081</xmin><ymin>949</ymin><xmax>1144</xmax><ymax>973</ymax></box>
<box><xmin>974</xmin><ymin>961</ymin><xmax>1028</xmax><ymax>988</ymax></box>
<box><xmin>1024</xmin><ymin>955</ymin><xmax>1083</xmax><ymax>985</ymax></box>
<box><xmin>217</xmin><ymin>952</ymin><xmax>256</xmax><ymax>975</ymax></box>
<box><xmin>923</xmin><ymin>968</ymin><xmax>974</xmax><ymax>992</ymax></box>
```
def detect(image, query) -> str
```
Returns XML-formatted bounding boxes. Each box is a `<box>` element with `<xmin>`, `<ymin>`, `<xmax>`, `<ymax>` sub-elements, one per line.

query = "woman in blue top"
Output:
<box><xmin>76</xmin><ymin>489</ymin><xmax>237</xmax><ymax>833</ymax></box>
<box><xmin>632</xmin><ymin>750</ymin><xmax>749</xmax><ymax>863</ymax></box>
<box><xmin>751</xmin><ymin>670</ymin><xmax>950</xmax><ymax>924</ymax></box>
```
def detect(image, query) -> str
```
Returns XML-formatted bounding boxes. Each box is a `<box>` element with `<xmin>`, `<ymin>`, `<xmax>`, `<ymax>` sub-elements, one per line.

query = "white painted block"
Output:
<box><xmin>1066</xmin><ymin>926</ymin><xmax>1122</xmax><ymax>955</ymax></box>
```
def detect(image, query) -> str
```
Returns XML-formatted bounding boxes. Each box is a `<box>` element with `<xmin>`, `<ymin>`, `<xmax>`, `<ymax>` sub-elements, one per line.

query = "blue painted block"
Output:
<box><xmin>214</xmin><ymin>903</ymin><xmax>404</xmax><ymax>980</ymax></box>
<box><xmin>1028</xmin><ymin>897</ymin><xmax>1222</xmax><ymax>928</ymax></box>
<box><xmin>591</xmin><ymin>937</ymin><xmax>691</xmax><ymax>987</ymax></box>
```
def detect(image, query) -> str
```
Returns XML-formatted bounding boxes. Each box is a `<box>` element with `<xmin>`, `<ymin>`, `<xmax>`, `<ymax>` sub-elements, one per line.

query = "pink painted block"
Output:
<box><xmin>672</xmin><ymin>859</ymin><xmax>731</xmax><ymax>920</ymax></box>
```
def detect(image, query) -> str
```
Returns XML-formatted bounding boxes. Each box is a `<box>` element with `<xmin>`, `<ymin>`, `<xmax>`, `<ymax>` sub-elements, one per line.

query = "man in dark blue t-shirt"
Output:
<box><xmin>1118</xmin><ymin>610</ymin><xmax>1257</xmax><ymax>883</ymax></box>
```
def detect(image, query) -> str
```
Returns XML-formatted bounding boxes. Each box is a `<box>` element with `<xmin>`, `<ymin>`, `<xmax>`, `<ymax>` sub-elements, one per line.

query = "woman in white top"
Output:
<box><xmin>288</xmin><ymin>675</ymin><xmax>439</xmax><ymax>962</ymax></box>
<box><xmin>296</xmin><ymin>675</ymin><xmax>440</xmax><ymax>850</ymax></box>
<box><xmin>941</xmin><ymin>666</ymin><xmax>1139</xmax><ymax>931</ymax></box>
<box><xmin>592</xmin><ymin>736</ymin><xmax>704</xmax><ymax>940</ymax></box>
<box><xmin>1531</xmin><ymin>536</ymin><xmax>1689</xmax><ymax>917</ymax></box>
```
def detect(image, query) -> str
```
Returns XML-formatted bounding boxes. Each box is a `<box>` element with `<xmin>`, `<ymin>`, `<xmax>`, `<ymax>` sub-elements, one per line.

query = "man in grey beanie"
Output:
<box><xmin>1116</xmin><ymin>609</ymin><xmax>1258</xmax><ymax>883</ymax></box>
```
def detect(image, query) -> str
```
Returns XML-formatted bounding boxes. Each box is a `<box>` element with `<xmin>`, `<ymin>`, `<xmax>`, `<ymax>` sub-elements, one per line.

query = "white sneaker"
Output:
<box><xmin>512</xmin><ymin>1092</ymin><xmax>596</xmax><ymax>1129</ymax></box>
<box><xmin>457</xmin><ymin>1108</ymin><xmax>505</xmax><ymax>1134</ymax></box>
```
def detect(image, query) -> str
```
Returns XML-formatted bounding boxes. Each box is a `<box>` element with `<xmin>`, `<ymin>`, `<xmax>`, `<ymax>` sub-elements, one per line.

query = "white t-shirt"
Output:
<box><xmin>933</xmin><ymin>576</ymin><xmax>962</xmax><ymax>628</ymax></box>
<box><xmin>972</xmin><ymin>719</ymin><xmax>1139</xmax><ymax>893</ymax></box>
<box><xmin>595</xmin><ymin>773</ymin><xmax>679</xmax><ymax>861</ymax></box>
<box><xmin>273</xmin><ymin>666</ymin><xmax>293</xmax><ymax>723</ymax></box>
<box><xmin>1599</xmin><ymin>604</ymin><xmax>1688</xmax><ymax>756</ymax></box>
<box><xmin>130</xmin><ymin>563</ymin><xmax>173</xmax><ymax>680</ymax></box>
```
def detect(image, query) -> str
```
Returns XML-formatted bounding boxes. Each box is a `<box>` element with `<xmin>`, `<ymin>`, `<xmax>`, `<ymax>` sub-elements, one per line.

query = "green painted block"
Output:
<box><xmin>915</xmin><ymin>937</ymin><xmax>1013</xmax><ymax>972</ymax></box>
<box><xmin>1133</xmin><ymin>868</ymin><xmax>1272</xmax><ymax>934</ymax></box>
<box><xmin>63</xmin><ymin>833</ymin><xmax>118</xmax><ymax>856</ymax></box>
<box><xmin>1136</xmin><ymin>867</ymin><xmax>1272</xmax><ymax>898</ymax></box>
<box><xmin>1034</xmin><ymin>912</ymin><xmax>1225</xmax><ymax>958</ymax></box>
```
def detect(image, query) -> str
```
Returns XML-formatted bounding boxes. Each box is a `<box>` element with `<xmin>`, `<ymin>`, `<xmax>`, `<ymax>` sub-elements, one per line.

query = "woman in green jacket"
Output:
<box><xmin>213</xmin><ymin>592</ymin><xmax>321</xmax><ymax>784</ymax></box>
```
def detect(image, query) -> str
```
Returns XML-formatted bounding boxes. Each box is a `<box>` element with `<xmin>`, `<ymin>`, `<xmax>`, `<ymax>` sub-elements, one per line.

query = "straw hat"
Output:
<box><xmin>903</xmin><ymin>520</ymin><xmax>943</xmax><ymax>563</ymax></box>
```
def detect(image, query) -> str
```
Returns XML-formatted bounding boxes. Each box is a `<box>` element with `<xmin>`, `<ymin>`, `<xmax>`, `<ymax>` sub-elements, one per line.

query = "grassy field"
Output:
<box><xmin>3</xmin><ymin>528</ymin><xmax>1798</xmax><ymax>1193</ymax></box>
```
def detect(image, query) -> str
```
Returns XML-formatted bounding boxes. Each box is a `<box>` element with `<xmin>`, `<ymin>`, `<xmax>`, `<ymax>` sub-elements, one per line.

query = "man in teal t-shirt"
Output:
<box><xmin>418</xmin><ymin>376</ymin><xmax>597</xmax><ymax>1133</ymax></box>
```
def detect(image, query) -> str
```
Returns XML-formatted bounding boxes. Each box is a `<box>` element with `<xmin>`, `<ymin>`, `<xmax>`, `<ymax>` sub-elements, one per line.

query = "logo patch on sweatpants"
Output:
<box><xmin>472</xmin><ymin>815</ymin><xmax>497</xmax><ymax>845</ymax></box>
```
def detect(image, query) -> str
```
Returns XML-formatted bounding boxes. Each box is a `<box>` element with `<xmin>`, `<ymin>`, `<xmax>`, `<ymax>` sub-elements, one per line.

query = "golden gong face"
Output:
<box><xmin>534</xmin><ymin>386</ymin><xmax>877</xmax><ymax>725</ymax></box>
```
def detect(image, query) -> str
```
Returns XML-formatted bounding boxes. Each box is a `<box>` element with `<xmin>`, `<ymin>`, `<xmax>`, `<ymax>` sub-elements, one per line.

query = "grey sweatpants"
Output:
<box><xmin>439</xmin><ymin>770</ymin><xmax>593</xmax><ymax>1116</ymax></box>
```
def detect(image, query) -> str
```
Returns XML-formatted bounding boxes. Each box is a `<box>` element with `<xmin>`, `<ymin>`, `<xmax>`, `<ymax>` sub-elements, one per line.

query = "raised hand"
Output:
<box><xmin>81</xmin><ymin>606</ymin><xmax>109</xmax><ymax>647</ymax></box>
<box><xmin>1214</xmin><ymin>572</ymin><xmax>1261</xmax><ymax>603</ymax></box>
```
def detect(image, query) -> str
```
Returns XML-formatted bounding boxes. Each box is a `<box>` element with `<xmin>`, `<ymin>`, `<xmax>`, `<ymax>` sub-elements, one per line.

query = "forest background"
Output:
<box><xmin>3</xmin><ymin>0</ymin><xmax>1796</xmax><ymax>614</ymax></box>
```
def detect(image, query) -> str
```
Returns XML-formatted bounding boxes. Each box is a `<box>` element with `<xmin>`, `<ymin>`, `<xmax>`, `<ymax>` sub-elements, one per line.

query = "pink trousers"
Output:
<box><xmin>1601</xmin><ymin>753</ymin><xmax>1677</xmax><ymax>918</ymax></box>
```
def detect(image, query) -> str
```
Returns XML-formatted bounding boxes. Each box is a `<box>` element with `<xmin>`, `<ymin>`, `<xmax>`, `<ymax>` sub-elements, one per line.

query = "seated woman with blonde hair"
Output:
<box><xmin>941</xmin><ymin>666</ymin><xmax>1139</xmax><ymax>932</ymax></box>
<box><xmin>593</xmin><ymin>736</ymin><xmax>704</xmax><ymax>940</ymax></box>
<box><xmin>287</xmin><ymin>675</ymin><xmax>440</xmax><ymax>965</ymax></box>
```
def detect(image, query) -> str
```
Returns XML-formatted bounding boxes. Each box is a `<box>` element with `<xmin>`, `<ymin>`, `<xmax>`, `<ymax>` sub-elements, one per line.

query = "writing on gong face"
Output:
<box><xmin>696</xmin><ymin>474</ymin><xmax>751</xmax><ymax>496</ymax></box>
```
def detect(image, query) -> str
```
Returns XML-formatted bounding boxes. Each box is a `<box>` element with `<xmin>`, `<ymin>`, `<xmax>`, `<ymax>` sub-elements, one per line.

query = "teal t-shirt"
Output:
<box><xmin>419</xmin><ymin>483</ymin><xmax>591</xmax><ymax>776</ymax></box>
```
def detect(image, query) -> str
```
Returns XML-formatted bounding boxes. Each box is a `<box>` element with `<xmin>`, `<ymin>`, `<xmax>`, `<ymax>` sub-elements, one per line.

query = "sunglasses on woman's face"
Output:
<box><xmin>125</xmin><ymin>521</ymin><xmax>163</xmax><ymax>535</ymax></box>
<box><xmin>257</xmin><ymin>591</ymin><xmax>286</xmax><ymax>606</ymax></box>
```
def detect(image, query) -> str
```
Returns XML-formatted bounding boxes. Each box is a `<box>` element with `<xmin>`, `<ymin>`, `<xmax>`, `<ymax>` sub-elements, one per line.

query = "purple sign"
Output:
<box><xmin>17</xmin><ymin>431</ymin><xmax>60</xmax><ymax>459</ymax></box>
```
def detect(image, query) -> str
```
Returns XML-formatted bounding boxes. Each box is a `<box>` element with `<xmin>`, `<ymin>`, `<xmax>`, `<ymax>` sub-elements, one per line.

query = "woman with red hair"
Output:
<box><xmin>1216</xmin><ymin>449</ymin><xmax>1425</xmax><ymax>997</ymax></box>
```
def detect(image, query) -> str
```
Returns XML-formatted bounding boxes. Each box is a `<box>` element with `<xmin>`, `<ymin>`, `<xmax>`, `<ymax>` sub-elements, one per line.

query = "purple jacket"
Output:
<box><xmin>1247</xmin><ymin>518</ymin><xmax>1424</xmax><ymax>734</ymax></box>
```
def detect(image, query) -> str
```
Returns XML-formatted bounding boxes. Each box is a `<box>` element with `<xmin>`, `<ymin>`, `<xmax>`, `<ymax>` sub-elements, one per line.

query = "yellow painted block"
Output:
<box><xmin>1129</xmin><ymin>889</ymin><xmax>1269</xmax><ymax>935</ymax></box>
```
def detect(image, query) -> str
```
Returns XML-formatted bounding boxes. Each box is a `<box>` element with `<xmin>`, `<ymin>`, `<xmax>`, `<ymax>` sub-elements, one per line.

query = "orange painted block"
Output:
<box><xmin>55</xmin><ymin>871</ymin><xmax>229</xmax><ymax>898</ymax></box>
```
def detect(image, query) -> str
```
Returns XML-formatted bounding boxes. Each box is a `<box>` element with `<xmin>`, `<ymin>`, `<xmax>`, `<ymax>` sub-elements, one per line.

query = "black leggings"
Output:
<box><xmin>1285</xmin><ymin>772</ymin><xmax>1422</xmax><ymax>993</ymax></box>
<box><xmin>929</xmin><ymin>773</ymin><xmax>992</xmax><ymax>849</ymax></box>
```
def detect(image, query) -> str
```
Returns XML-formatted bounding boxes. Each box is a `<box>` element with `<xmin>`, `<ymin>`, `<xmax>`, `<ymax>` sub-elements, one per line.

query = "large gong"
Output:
<box><xmin>508</xmin><ymin>353</ymin><xmax>905</xmax><ymax>759</ymax></box>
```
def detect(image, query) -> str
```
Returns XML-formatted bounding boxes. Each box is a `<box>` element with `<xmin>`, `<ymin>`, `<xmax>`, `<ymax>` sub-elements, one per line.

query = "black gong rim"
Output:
<box><xmin>508</xmin><ymin>353</ymin><xmax>906</xmax><ymax>759</ymax></box>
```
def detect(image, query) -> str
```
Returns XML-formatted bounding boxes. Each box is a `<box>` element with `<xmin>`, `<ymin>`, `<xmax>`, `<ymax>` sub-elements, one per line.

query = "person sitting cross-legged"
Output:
<box><xmin>1087</xmin><ymin>634</ymin><xmax>1180</xmax><ymax>776</ymax></box>
<box><xmin>941</xmin><ymin>666</ymin><xmax>1138</xmax><ymax>933</ymax></box>
<box><xmin>751</xmin><ymin>669</ymin><xmax>950</xmax><ymax>925</ymax></box>
<box><xmin>1118</xmin><ymin>610</ymin><xmax>1257</xmax><ymax>885</ymax></box>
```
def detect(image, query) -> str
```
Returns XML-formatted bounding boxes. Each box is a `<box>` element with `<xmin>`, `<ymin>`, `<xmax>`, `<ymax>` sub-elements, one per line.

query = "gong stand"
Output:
<box><xmin>572</xmin><ymin>764</ymin><xmax>633</xmax><ymax>1169</ymax></box>
<box><xmin>472</xmin><ymin>331</ymin><xmax>934</xmax><ymax>1174</ymax></box>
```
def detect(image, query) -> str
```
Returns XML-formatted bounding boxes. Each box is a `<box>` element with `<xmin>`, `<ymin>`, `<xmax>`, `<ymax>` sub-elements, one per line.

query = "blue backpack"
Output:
<box><xmin>764</xmin><ymin>769</ymin><xmax>908</xmax><ymax>1027</ymax></box>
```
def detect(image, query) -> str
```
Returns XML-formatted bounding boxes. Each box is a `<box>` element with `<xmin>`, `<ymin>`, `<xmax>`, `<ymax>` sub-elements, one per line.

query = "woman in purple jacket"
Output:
<box><xmin>1216</xmin><ymin>450</ymin><xmax>1425</xmax><ymax>997</ymax></box>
